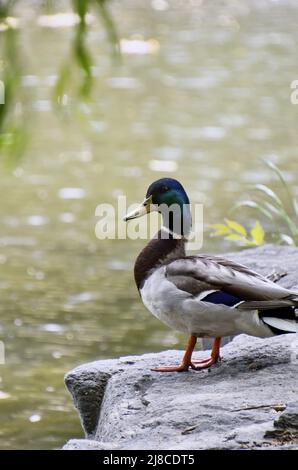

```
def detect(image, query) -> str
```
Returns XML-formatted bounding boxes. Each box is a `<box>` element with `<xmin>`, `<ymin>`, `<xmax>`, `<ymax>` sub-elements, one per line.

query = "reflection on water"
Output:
<box><xmin>0</xmin><ymin>0</ymin><xmax>298</xmax><ymax>449</ymax></box>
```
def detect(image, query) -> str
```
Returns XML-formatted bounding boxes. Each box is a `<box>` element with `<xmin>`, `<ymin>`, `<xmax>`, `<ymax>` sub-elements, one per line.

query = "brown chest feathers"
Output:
<box><xmin>134</xmin><ymin>230</ymin><xmax>186</xmax><ymax>290</ymax></box>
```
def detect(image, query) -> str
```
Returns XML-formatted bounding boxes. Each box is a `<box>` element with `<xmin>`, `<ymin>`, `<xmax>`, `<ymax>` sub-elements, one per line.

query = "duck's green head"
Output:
<box><xmin>124</xmin><ymin>178</ymin><xmax>191</xmax><ymax>236</ymax></box>
<box><xmin>145</xmin><ymin>178</ymin><xmax>190</xmax><ymax>207</ymax></box>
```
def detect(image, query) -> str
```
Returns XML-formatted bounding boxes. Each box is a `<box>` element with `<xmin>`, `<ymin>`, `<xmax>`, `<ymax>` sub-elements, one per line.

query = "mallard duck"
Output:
<box><xmin>124</xmin><ymin>178</ymin><xmax>298</xmax><ymax>372</ymax></box>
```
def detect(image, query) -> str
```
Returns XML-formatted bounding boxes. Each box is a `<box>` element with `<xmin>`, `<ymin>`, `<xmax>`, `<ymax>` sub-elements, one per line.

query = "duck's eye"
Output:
<box><xmin>160</xmin><ymin>186</ymin><xmax>169</xmax><ymax>193</ymax></box>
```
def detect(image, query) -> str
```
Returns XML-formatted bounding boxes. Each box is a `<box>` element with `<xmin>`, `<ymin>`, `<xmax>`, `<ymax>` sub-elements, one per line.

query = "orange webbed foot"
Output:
<box><xmin>190</xmin><ymin>337</ymin><xmax>222</xmax><ymax>370</ymax></box>
<box><xmin>191</xmin><ymin>355</ymin><xmax>221</xmax><ymax>370</ymax></box>
<box><xmin>151</xmin><ymin>363</ymin><xmax>190</xmax><ymax>373</ymax></box>
<box><xmin>151</xmin><ymin>336</ymin><xmax>222</xmax><ymax>373</ymax></box>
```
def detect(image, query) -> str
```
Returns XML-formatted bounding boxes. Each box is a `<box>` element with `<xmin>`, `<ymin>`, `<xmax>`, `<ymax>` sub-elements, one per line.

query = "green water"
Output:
<box><xmin>0</xmin><ymin>0</ymin><xmax>298</xmax><ymax>449</ymax></box>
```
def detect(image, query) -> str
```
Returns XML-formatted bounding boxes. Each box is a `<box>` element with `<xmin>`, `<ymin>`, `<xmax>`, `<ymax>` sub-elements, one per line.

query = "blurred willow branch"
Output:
<box><xmin>55</xmin><ymin>0</ymin><xmax>119</xmax><ymax>103</ymax></box>
<box><xmin>96</xmin><ymin>0</ymin><xmax>120</xmax><ymax>58</ymax></box>
<box><xmin>0</xmin><ymin>0</ymin><xmax>119</xmax><ymax>161</ymax></box>
<box><xmin>0</xmin><ymin>0</ymin><xmax>26</xmax><ymax>163</ymax></box>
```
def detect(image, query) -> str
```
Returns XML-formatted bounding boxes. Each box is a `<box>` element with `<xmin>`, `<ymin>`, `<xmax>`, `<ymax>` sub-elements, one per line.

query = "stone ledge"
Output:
<box><xmin>63</xmin><ymin>245</ymin><xmax>298</xmax><ymax>450</ymax></box>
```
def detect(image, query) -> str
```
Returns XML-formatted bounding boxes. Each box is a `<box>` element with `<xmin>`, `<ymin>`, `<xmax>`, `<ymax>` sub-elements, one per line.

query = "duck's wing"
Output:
<box><xmin>165</xmin><ymin>254</ymin><xmax>298</xmax><ymax>307</ymax></box>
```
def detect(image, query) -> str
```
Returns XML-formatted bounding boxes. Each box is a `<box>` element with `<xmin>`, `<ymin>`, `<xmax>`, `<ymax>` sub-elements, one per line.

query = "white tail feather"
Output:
<box><xmin>263</xmin><ymin>317</ymin><xmax>298</xmax><ymax>333</ymax></box>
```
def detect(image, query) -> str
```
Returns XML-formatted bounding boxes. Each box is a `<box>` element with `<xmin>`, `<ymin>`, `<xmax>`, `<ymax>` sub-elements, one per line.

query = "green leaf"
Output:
<box><xmin>230</xmin><ymin>200</ymin><xmax>273</xmax><ymax>220</ymax></box>
<box><xmin>250</xmin><ymin>221</ymin><xmax>265</xmax><ymax>245</ymax></box>
<box><xmin>264</xmin><ymin>160</ymin><xmax>288</xmax><ymax>187</ymax></box>
<box><xmin>224</xmin><ymin>219</ymin><xmax>247</xmax><ymax>236</ymax></box>
<box><xmin>263</xmin><ymin>201</ymin><xmax>281</xmax><ymax>217</ymax></box>
<box><xmin>253</xmin><ymin>184</ymin><xmax>283</xmax><ymax>207</ymax></box>
<box><xmin>264</xmin><ymin>160</ymin><xmax>298</xmax><ymax>218</ymax></box>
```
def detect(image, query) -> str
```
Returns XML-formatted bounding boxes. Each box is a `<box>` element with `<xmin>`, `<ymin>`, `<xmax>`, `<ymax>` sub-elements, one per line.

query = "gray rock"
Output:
<box><xmin>64</xmin><ymin>439</ymin><xmax>116</xmax><ymax>450</ymax></box>
<box><xmin>274</xmin><ymin>402</ymin><xmax>298</xmax><ymax>430</ymax></box>
<box><xmin>65</xmin><ymin>368</ymin><xmax>111</xmax><ymax>438</ymax></box>
<box><xmin>63</xmin><ymin>245</ymin><xmax>298</xmax><ymax>450</ymax></box>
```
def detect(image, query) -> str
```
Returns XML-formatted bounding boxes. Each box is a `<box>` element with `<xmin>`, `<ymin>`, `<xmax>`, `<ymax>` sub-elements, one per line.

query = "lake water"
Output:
<box><xmin>0</xmin><ymin>0</ymin><xmax>297</xmax><ymax>449</ymax></box>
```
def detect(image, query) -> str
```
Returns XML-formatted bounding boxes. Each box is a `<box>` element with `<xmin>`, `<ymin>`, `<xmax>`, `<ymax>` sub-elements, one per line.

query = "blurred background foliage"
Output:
<box><xmin>0</xmin><ymin>1</ymin><xmax>25</xmax><ymax>162</ymax></box>
<box><xmin>210</xmin><ymin>161</ymin><xmax>298</xmax><ymax>247</ymax></box>
<box><xmin>0</xmin><ymin>0</ymin><xmax>118</xmax><ymax>163</ymax></box>
<box><xmin>54</xmin><ymin>0</ymin><xmax>119</xmax><ymax>102</ymax></box>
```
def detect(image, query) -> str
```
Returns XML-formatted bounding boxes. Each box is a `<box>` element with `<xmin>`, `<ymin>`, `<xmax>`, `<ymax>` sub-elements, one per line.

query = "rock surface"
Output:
<box><xmin>63</xmin><ymin>245</ymin><xmax>298</xmax><ymax>450</ymax></box>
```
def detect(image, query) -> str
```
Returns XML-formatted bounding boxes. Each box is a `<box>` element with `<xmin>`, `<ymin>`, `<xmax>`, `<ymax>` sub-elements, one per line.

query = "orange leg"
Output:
<box><xmin>151</xmin><ymin>335</ymin><xmax>197</xmax><ymax>372</ymax></box>
<box><xmin>191</xmin><ymin>337</ymin><xmax>221</xmax><ymax>370</ymax></box>
<box><xmin>152</xmin><ymin>336</ymin><xmax>222</xmax><ymax>373</ymax></box>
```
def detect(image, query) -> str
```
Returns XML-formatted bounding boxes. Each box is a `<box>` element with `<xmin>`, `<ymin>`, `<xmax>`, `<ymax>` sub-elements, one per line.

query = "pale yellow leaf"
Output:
<box><xmin>225</xmin><ymin>234</ymin><xmax>243</xmax><ymax>241</ymax></box>
<box><xmin>209</xmin><ymin>224</ymin><xmax>231</xmax><ymax>236</ymax></box>
<box><xmin>250</xmin><ymin>221</ymin><xmax>265</xmax><ymax>245</ymax></box>
<box><xmin>225</xmin><ymin>219</ymin><xmax>247</xmax><ymax>236</ymax></box>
